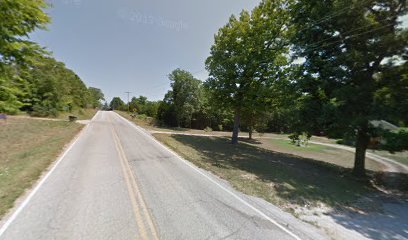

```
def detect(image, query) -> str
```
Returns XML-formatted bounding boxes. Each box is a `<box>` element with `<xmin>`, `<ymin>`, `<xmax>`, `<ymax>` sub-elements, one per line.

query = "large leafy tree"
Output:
<box><xmin>0</xmin><ymin>0</ymin><xmax>50</xmax><ymax>114</ymax></box>
<box><xmin>205</xmin><ymin>0</ymin><xmax>292</xmax><ymax>144</ymax></box>
<box><xmin>110</xmin><ymin>97</ymin><xmax>126</xmax><ymax>111</ymax></box>
<box><xmin>129</xmin><ymin>96</ymin><xmax>160</xmax><ymax>118</ymax></box>
<box><xmin>88</xmin><ymin>87</ymin><xmax>105</xmax><ymax>108</ymax></box>
<box><xmin>291</xmin><ymin>0</ymin><xmax>408</xmax><ymax>176</ymax></box>
<box><xmin>18</xmin><ymin>56</ymin><xmax>93</xmax><ymax>116</ymax></box>
<box><xmin>168</xmin><ymin>69</ymin><xmax>202</xmax><ymax>128</ymax></box>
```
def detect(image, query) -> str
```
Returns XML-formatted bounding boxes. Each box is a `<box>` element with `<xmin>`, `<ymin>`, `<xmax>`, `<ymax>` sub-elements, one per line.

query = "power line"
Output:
<box><xmin>301</xmin><ymin>22</ymin><xmax>395</xmax><ymax>54</ymax></box>
<box><xmin>303</xmin><ymin>20</ymin><xmax>395</xmax><ymax>51</ymax></box>
<box><xmin>125</xmin><ymin>91</ymin><xmax>131</xmax><ymax>113</ymax></box>
<box><xmin>296</xmin><ymin>0</ymin><xmax>372</xmax><ymax>33</ymax></box>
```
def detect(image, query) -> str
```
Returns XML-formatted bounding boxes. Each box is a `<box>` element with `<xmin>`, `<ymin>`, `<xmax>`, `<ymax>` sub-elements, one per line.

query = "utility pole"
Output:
<box><xmin>125</xmin><ymin>91</ymin><xmax>131</xmax><ymax>113</ymax></box>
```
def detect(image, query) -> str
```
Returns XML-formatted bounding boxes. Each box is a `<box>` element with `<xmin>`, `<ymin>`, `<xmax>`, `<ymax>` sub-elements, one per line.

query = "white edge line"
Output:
<box><xmin>0</xmin><ymin>111</ymin><xmax>100</xmax><ymax>237</ymax></box>
<box><xmin>113</xmin><ymin>112</ymin><xmax>302</xmax><ymax>240</ymax></box>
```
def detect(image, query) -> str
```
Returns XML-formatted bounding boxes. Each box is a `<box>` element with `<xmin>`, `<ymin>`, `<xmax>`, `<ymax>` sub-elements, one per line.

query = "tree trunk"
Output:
<box><xmin>231</xmin><ymin>110</ymin><xmax>241</xmax><ymax>144</ymax></box>
<box><xmin>353</xmin><ymin>127</ymin><xmax>370</xmax><ymax>177</ymax></box>
<box><xmin>249</xmin><ymin>127</ymin><xmax>253</xmax><ymax>140</ymax></box>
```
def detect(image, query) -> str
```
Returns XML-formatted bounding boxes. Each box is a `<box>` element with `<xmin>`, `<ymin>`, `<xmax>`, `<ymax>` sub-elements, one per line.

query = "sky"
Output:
<box><xmin>31</xmin><ymin>0</ymin><xmax>260</xmax><ymax>102</ymax></box>
<box><xmin>30</xmin><ymin>1</ymin><xmax>408</xmax><ymax>103</ymax></box>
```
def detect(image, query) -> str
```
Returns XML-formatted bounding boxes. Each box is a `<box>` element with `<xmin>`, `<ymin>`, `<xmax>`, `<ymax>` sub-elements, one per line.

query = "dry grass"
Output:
<box><xmin>57</xmin><ymin>108</ymin><xmax>98</xmax><ymax>120</ymax></box>
<box><xmin>0</xmin><ymin>118</ymin><xmax>83</xmax><ymax>218</ymax></box>
<box><xmin>261</xmin><ymin>138</ymin><xmax>385</xmax><ymax>171</ymax></box>
<box><xmin>153</xmin><ymin>134</ymin><xmax>407</xmax><ymax>213</ymax></box>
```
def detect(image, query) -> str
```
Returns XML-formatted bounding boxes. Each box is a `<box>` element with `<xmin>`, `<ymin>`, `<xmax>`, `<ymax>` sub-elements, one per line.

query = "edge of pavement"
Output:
<box><xmin>0</xmin><ymin>111</ymin><xmax>101</xmax><ymax>237</ymax></box>
<box><xmin>112</xmin><ymin>111</ymin><xmax>330</xmax><ymax>240</ymax></box>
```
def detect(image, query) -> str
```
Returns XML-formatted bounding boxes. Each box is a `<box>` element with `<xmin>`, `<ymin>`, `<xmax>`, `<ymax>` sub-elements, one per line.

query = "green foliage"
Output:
<box><xmin>18</xmin><ymin>56</ymin><xmax>96</xmax><ymax>116</ymax></box>
<box><xmin>0</xmin><ymin>0</ymin><xmax>49</xmax><ymax>114</ymax></box>
<box><xmin>158</xmin><ymin>69</ymin><xmax>204</xmax><ymax>128</ymax></box>
<box><xmin>0</xmin><ymin>1</ymin><xmax>101</xmax><ymax>115</ymax></box>
<box><xmin>88</xmin><ymin>87</ymin><xmax>105</xmax><ymax>108</ymax></box>
<box><xmin>288</xmin><ymin>132</ymin><xmax>311</xmax><ymax>147</ymax></box>
<box><xmin>109</xmin><ymin>97</ymin><xmax>126</xmax><ymax>111</ymax></box>
<box><xmin>169</xmin><ymin>69</ymin><xmax>203</xmax><ymax>127</ymax></box>
<box><xmin>0</xmin><ymin>0</ymin><xmax>50</xmax><ymax>65</ymax></box>
<box><xmin>205</xmin><ymin>0</ymin><xmax>293</xmax><ymax>143</ymax></box>
<box><xmin>0</xmin><ymin>66</ymin><xmax>25</xmax><ymax>114</ymax></box>
<box><xmin>290</xmin><ymin>0</ymin><xmax>408</xmax><ymax>175</ymax></box>
<box><xmin>129</xmin><ymin>96</ymin><xmax>159</xmax><ymax>118</ymax></box>
<box><xmin>382</xmin><ymin>130</ymin><xmax>408</xmax><ymax>153</ymax></box>
<box><xmin>204</xmin><ymin>127</ymin><xmax>213</xmax><ymax>132</ymax></box>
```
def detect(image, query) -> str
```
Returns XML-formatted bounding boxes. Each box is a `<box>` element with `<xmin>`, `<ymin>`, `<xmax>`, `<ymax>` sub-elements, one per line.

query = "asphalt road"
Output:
<box><xmin>0</xmin><ymin>111</ymin><xmax>327</xmax><ymax>240</ymax></box>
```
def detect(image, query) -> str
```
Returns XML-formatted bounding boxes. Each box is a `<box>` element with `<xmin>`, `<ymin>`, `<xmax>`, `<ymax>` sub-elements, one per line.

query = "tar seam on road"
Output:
<box><xmin>109</xmin><ymin>115</ymin><xmax>159</xmax><ymax>240</ymax></box>
<box><xmin>114</xmin><ymin>112</ymin><xmax>303</xmax><ymax>240</ymax></box>
<box><xmin>0</xmin><ymin>111</ymin><xmax>101</xmax><ymax>238</ymax></box>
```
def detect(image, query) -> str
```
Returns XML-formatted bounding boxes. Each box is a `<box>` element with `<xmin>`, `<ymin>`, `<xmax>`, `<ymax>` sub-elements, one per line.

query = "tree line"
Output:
<box><xmin>0</xmin><ymin>0</ymin><xmax>104</xmax><ymax>117</ymax></box>
<box><xmin>113</xmin><ymin>0</ymin><xmax>408</xmax><ymax>176</ymax></box>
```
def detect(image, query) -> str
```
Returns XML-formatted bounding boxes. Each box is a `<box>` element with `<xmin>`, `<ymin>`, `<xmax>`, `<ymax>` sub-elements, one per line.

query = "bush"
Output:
<box><xmin>204</xmin><ymin>126</ymin><xmax>213</xmax><ymax>132</ymax></box>
<box><xmin>137</xmin><ymin>114</ymin><xmax>147</xmax><ymax>120</ymax></box>
<box><xmin>288</xmin><ymin>132</ymin><xmax>311</xmax><ymax>147</ymax></box>
<box><xmin>31</xmin><ymin>104</ymin><xmax>58</xmax><ymax>117</ymax></box>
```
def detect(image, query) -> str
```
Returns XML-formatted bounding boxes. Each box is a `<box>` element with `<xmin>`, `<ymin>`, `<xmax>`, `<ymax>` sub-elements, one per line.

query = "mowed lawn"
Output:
<box><xmin>0</xmin><ymin>118</ymin><xmax>83</xmax><ymax>218</ymax></box>
<box><xmin>154</xmin><ymin>134</ymin><xmax>407</xmax><ymax>213</ymax></box>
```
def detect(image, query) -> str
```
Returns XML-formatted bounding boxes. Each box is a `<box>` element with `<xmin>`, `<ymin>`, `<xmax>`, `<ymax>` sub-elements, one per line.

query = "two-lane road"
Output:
<box><xmin>0</xmin><ymin>111</ymin><xmax>326</xmax><ymax>240</ymax></box>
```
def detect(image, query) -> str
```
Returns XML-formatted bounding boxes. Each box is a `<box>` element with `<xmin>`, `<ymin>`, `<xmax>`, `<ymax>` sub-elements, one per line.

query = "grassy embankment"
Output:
<box><xmin>0</xmin><ymin>118</ymin><xmax>83</xmax><ymax>218</ymax></box>
<box><xmin>55</xmin><ymin>108</ymin><xmax>98</xmax><ymax>120</ymax></box>
<box><xmin>155</xmin><ymin>134</ymin><xmax>407</xmax><ymax>213</ymax></box>
<box><xmin>119</xmin><ymin>111</ymin><xmax>407</xmax><ymax>212</ymax></box>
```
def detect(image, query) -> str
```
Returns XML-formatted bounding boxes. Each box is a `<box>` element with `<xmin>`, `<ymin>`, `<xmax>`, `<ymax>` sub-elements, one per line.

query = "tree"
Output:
<box><xmin>291</xmin><ymin>0</ymin><xmax>408</xmax><ymax>176</ymax></box>
<box><xmin>88</xmin><ymin>87</ymin><xmax>105</xmax><ymax>108</ymax></box>
<box><xmin>110</xmin><ymin>97</ymin><xmax>126</xmax><ymax>111</ymax></box>
<box><xmin>0</xmin><ymin>0</ymin><xmax>50</xmax><ymax>114</ymax></box>
<box><xmin>205</xmin><ymin>0</ymin><xmax>292</xmax><ymax>144</ymax></box>
<box><xmin>157</xmin><ymin>91</ymin><xmax>178</xmax><ymax>126</ymax></box>
<box><xmin>16</xmin><ymin>56</ymin><xmax>93</xmax><ymax>116</ymax></box>
<box><xmin>168</xmin><ymin>69</ymin><xmax>202</xmax><ymax>128</ymax></box>
<box><xmin>128</xmin><ymin>95</ymin><xmax>160</xmax><ymax>118</ymax></box>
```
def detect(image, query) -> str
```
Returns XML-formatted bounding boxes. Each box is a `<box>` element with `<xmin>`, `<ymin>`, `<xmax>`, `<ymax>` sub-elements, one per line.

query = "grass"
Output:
<box><xmin>0</xmin><ymin>118</ymin><xmax>83</xmax><ymax>218</ymax></box>
<box><xmin>154</xmin><ymin>134</ymin><xmax>407</xmax><ymax>213</ymax></box>
<box><xmin>57</xmin><ymin>108</ymin><xmax>98</xmax><ymax>120</ymax></box>
<box><xmin>115</xmin><ymin>111</ymin><xmax>158</xmax><ymax>129</ymax></box>
<box><xmin>269</xmin><ymin>139</ymin><xmax>329</xmax><ymax>152</ymax></box>
<box><xmin>265</xmin><ymin>139</ymin><xmax>384</xmax><ymax>171</ymax></box>
<box><xmin>369</xmin><ymin>149</ymin><xmax>408</xmax><ymax>166</ymax></box>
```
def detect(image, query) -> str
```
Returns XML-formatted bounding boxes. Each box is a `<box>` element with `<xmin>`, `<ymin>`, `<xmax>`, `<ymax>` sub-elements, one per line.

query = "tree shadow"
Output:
<box><xmin>327</xmin><ymin>196</ymin><xmax>408</xmax><ymax>240</ymax></box>
<box><xmin>170</xmin><ymin>135</ymin><xmax>408</xmax><ymax>240</ymax></box>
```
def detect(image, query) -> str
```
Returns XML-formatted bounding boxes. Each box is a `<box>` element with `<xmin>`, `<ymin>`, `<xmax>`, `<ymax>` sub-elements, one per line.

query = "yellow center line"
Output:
<box><xmin>114</xmin><ymin>132</ymin><xmax>160</xmax><ymax>240</ymax></box>
<box><xmin>109</xmin><ymin>115</ymin><xmax>159</xmax><ymax>240</ymax></box>
<box><xmin>109</xmin><ymin>119</ymin><xmax>148</xmax><ymax>240</ymax></box>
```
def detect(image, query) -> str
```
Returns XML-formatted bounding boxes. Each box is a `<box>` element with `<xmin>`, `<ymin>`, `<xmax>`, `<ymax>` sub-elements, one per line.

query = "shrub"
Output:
<box><xmin>204</xmin><ymin>126</ymin><xmax>213</xmax><ymax>132</ymax></box>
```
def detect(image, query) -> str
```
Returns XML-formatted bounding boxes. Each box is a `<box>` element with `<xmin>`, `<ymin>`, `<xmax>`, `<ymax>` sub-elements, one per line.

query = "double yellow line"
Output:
<box><xmin>109</xmin><ymin>116</ymin><xmax>159</xmax><ymax>240</ymax></box>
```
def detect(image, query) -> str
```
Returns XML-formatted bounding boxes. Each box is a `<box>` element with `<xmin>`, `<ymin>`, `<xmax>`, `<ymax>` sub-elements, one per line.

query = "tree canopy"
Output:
<box><xmin>0</xmin><ymin>0</ymin><xmax>104</xmax><ymax>116</ymax></box>
<box><xmin>291</xmin><ymin>0</ymin><xmax>408</xmax><ymax>176</ymax></box>
<box><xmin>205</xmin><ymin>0</ymin><xmax>293</xmax><ymax>143</ymax></box>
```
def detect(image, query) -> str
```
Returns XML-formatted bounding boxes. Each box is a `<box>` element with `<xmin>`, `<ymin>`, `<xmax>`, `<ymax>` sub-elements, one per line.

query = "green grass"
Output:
<box><xmin>269</xmin><ymin>139</ymin><xmax>329</xmax><ymax>152</ymax></box>
<box><xmin>153</xmin><ymin>134</ymin><xmax>387</xmax><ymax>212</ymax></box>
<box><xmin>370</xmin><ymin>150</ymin><xmax>408</xmax><ymax>166</ymax></box>
<box><xmin>0</xmin><ymin>118</ymin><xmax>83</xmax><ymax>218</ymax></box>
<box><xmin>57</xmin><ymin>108</ymin><xmax>98</xmax><ymax>120</ymax></box>
<box><xmin>115</xmin><ymin>111</ymin><xmax>158</xmax><ymax>129</ymax></box>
